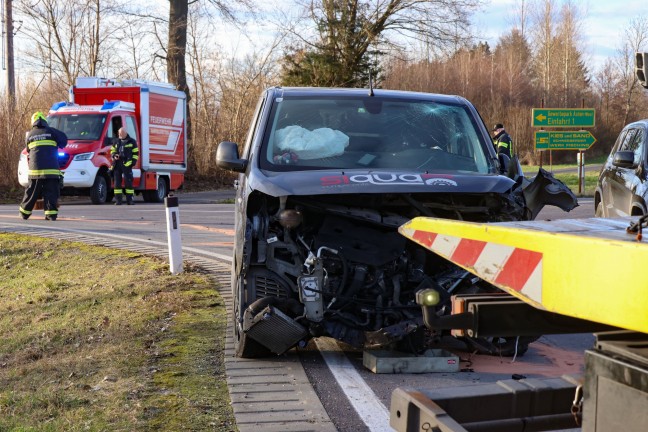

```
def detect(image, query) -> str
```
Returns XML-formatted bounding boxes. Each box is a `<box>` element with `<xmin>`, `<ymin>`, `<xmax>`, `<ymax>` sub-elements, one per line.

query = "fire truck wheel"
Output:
<box><xmin>144</xmin><ymin>177</ymin><xmax>168</xmax><ymax>203</ymax></box>
<box><xmin>90</xmin><ymin>175</ymin><xmax>108</xmax><ymax>204</ymax></box>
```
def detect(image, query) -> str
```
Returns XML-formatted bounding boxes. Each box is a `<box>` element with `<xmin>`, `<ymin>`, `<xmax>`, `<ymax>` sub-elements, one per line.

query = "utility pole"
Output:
<box><xmin>3</xmin><ymin>0</ymin><xmax>14</xmax><ymax>104</ymax></box>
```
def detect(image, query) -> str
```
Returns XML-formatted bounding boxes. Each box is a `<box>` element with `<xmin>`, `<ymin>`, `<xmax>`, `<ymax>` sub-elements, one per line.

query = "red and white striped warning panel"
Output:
<box><xmin>399</xmin><ymin>216</ymin><xmax>648</xmax><ymax>333</ymax></box>
<box><xmin>404</xmin><ymin>227</ymin><xmax>544</xmax><ymax>309</ymax></box>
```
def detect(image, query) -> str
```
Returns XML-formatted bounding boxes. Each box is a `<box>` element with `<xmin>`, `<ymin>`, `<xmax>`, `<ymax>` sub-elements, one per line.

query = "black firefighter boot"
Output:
<box><xmin>115</xmin><ymin>195</ymin><xmax>123</xmax><ymax>206</ymax></box>
<box><xmin>126</xmin><ymin>195</ymin><xmax>134</xmax><ymax>205</ymax></box>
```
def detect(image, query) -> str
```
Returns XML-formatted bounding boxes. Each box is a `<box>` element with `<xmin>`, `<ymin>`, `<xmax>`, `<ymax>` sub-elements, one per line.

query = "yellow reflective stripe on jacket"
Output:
<box><xmin>496</xmin><ymin>140</ymin><xmax>510</xmax><ymax>149</ymax></box>
<box><xmin>28</xmin><ymin>169</ymin><xmax>62</xmax><ymax>176</ymax></box>
<box><xmin>28</xmin><ymin>140</ymin><xmax>57</xmax><ymax>150</ymax></box>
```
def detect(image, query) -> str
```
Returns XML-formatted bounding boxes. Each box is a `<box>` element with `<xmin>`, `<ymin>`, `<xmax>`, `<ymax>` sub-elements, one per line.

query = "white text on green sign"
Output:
<box><xmin>532</xmin><ymin>108</ymin><xmax>595</xmax><ymax>127</ymax></box>
<box><xmin>534</xmin><ymin>131</ymin><xmax>597</xmax><ymax>150</ymax></box>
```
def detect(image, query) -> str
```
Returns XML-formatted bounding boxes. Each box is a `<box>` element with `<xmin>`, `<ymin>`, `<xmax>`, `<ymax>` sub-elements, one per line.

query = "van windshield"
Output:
<box><xmin>259</xmin><ymin>96</ymin><xmax>492</xmax><ymax>173</ymax></box>
<box><xmin>48</xmin><ymin>114</ymin><xmax>107</xmax><ymax>141</ymax></box>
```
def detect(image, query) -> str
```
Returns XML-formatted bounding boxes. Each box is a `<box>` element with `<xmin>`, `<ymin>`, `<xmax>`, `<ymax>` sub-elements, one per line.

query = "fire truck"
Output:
<box><xmin>18</xmin><ymin>77</ymin><xmax>187</xmax><ymax>204</ymax></box>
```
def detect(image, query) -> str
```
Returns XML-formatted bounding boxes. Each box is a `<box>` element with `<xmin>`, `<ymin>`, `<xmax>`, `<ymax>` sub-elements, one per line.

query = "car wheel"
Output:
<box><xmin>90</xmin><ymin>174</ymin><xmax>108</xmax><ymax>204</ymax></box>
<box><xmin>595</xmin><ymin>201</ymin><xmax>604</xmax><ymax>217</ymax></box>
<box><xmin>143</xmin><ymin>177</ymin><xmax>167</xmax><ymax>203</ymax></box>
<box><xmin>232</xmin><ymin>265</ymin><xmax>272</xmax><ymax>358</ymax></box>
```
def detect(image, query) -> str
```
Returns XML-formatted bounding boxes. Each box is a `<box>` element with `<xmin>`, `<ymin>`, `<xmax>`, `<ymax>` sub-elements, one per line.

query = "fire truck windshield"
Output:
<box><xmin>47</xmin><ymin>114</ymin><xmax>107</xmax><ymax>141</ymax></box>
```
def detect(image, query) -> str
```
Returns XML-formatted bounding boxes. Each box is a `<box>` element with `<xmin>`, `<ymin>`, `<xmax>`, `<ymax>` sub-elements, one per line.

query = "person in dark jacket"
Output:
<box><xmin>19</xmin><ymin>111</ymin><xmax>68</xmax><ymax>221</ymax></box>
<box><xmin>111</xmin><ymin>127</ymin><xmax>139</xmax><ymax>205</ymax></box>
<box><xmin>492</xmin><ymin>123</ymin><xmax>512</xmax><ymax>158</ymax></box>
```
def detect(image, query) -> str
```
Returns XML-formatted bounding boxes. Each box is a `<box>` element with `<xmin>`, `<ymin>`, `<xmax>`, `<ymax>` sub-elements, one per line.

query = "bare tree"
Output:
<box><xmin>529</xmin><ymin>0</ymin><xmax>557</xmax><ymax>105</ymax></box>
<box><xmin>15</xmin><ymin>0</ymin><xmax>120</xmax><ymax>87</ymax></box>
<box><xmin>615</xmin><ymin>16</ymin><xmax>648</xmax><ymax>125</ymax></box>
<box><xmin>166</xmin><ymin>0</ymin><xmax>252</xmax><ymax>140</ymax></box>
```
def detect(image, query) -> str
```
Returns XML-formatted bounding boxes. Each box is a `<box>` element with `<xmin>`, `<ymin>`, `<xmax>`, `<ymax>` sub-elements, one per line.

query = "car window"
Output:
<box><xmin>48</xmin><ymin>114</ymin><xmax>107</xmax><ymax>141</ymax></box>
<box><xmin>628</xmin><ymin>128</ymin><xmax>645</xmax><ymax>165</ymax></box>
<box><xmin>619</xmin><ymin>128</ymin><xmax>637</xmax><ymax>152</ymax></box>
<box><xmin>243</xmin><ymin>94</ymin><xmax>267</xmax><ymax>159</ymax></box>
<box><xmin>610</xmin><ymin>130</ymin><xmax>628</xmax><ymax>159</ymax></box>
<box><xmin>259</xmin><ymin>96</ymin><xmax>491</xmax><ymax>174</ymax></box>
<box><xmin>125</xmin><ymin>116</ymin><xmax>138</xmax><ymax>141</ymax></box>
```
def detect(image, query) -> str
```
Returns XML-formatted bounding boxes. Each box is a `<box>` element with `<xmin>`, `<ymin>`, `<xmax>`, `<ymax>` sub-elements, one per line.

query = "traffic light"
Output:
<box><xmin>636</xmin><ymin>52</ymin><xmax>648</xmax><ymax>88</ymax></box>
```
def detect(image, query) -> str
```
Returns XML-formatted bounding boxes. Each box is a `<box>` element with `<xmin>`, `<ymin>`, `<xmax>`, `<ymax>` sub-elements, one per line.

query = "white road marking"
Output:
<box><xmin>0</xmin><ymin>222</ymin><xmax>233</xmax><ymax>262</ymax></box>
<box><xmin>314</xmin><ymin>338</ymin><xmax>392</xmax><ymax>431</ymax></box>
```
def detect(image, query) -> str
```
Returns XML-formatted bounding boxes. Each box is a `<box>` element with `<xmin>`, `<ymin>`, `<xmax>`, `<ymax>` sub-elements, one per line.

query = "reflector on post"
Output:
<box><xmin>636</xmin><ymin>52</ymin><xmax>648</xmax><ymax>88</ymax></box>
<box><xmin>165</xmin><ymin>195</ymin><xmax>183</xmax><ymax>274</ymax></box>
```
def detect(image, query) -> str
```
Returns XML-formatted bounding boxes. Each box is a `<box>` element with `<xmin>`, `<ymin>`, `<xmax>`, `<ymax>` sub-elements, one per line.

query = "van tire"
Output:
<box><xmin>90</xmin><ymin>174</ymin><xmax>108</xmax><ymax>204</ymax></box>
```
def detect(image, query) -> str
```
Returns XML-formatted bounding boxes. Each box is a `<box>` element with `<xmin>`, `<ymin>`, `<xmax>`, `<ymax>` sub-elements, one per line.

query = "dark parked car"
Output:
<box><xmin>596</xmin><ymin>120</ymin><xmax>648</xmax><ymax>217</ymax></box>
<box><xmin>217</xmin><ymin>87</ymin><xmax>577</xmax><ymax>358</ymax></box>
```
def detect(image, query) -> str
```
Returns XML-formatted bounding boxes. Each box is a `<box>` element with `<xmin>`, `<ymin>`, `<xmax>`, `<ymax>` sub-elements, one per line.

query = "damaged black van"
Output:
<box><xmin>217</xmin><ymin>87</ymin><xmax>577</xmax><ymax>358</ymax></box>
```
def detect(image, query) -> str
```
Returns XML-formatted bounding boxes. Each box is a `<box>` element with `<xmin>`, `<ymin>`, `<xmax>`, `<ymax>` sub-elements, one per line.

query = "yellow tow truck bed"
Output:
<box><xmin>400</xmin><ymin>216</ymin><xmax>648</xmax><ymax>334</ymax></box>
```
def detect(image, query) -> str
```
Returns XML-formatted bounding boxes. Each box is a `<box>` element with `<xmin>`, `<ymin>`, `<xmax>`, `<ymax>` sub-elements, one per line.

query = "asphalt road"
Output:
<box><xmin>0</xmin><ymin>190</ymin><xmax>597</xmax><ymax>431</ymax></box>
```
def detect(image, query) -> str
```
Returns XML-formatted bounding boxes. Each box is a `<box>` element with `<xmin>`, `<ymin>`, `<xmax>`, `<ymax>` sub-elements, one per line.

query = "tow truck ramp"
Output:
<box><xmin>391</xmin><ymin>217</ymin><xmax>648</xmax><ymax>432</ymax></box>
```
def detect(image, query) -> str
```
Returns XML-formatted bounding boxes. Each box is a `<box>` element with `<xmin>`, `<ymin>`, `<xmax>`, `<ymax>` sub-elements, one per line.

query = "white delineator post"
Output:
<box><xmin>165</xmin><ymin>195</ymin><xmax>183</xmax><ymax>274</ymax></box>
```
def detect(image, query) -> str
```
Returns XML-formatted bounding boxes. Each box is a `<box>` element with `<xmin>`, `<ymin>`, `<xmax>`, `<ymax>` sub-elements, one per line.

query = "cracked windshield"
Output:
<box><xmin>261</xmin><ymin>96</ymin><xmax>491</xmax><ymax>173</ymax></box>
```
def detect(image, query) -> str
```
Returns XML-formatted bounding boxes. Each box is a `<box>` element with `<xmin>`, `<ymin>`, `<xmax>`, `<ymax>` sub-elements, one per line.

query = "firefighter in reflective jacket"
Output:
<box><xmin>492</xmin><ymin>123</ymin><xmax>512</xmax><ymax>158</ymax></box>
<box><xmin>111</xmin><ymin>127</ymin><xmax>139</xmax><ymax>205</ymax></box>
<box><xmin>19</xmin><ymin>112</ymin><xmax>68</xmax><ymax>221</ymax></box>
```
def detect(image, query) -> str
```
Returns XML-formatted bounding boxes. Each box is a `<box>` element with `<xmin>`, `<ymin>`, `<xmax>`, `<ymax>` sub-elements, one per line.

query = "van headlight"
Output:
<box><xmin>73</xmin><ymin>152</ymin><xmax>94</xmax><ymax>161</ymax></box>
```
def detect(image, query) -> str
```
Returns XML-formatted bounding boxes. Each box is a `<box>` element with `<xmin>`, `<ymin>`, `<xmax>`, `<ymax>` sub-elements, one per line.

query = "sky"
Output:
<box><xmin>215</xmin><ymin>0</ymin><xmax>641</xmax><ymax>75</ymax></box>
<box><xmin>472</xmin><ymin>0</ymin><xmax>644</xmax><ymax>72</ymax></box>
<box><xmin>1</xmin><ymin>0</ymin><xmax>642</xmax><ymax>90</ymax></box>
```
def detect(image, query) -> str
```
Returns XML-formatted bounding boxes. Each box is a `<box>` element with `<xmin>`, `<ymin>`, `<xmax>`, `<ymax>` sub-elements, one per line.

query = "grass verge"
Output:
<box><xmin>0</xmin><ymin>234</ymin><xmax>235</xmax><ymax>431</ymax></box>
<box><xmin>552</xmin><ymin>172</ymin><xmax>598</xmax><ymax>197</ymax></box>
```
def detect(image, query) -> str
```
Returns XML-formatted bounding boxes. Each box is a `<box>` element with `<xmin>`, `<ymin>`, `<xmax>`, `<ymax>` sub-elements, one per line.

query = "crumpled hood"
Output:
<box><xmin>249</xmin><ymin>169</ymin><xmax>518</xmax><ymax>197</ymax></box>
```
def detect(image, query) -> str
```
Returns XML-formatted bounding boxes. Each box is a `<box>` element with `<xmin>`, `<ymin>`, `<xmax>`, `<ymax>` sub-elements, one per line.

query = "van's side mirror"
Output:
<box><xmin>103</xmin><ymin>136</ymin><xmax>113</xmax><ymax>146</ymax></box>
<box><xmin>217</xmin><ymin>141</ymin><xmax>247</xmax><ymax>172</ymax></box>
<box><xmin>612</xmin><ymin>151</ymin><xmax>636</xmax><ymax>168</ymax></box>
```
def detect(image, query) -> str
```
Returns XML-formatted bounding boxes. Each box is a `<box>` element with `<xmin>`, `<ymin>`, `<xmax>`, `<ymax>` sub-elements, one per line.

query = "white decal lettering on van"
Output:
<box><xmin>321</xmin><ymin>173</ymin><xmax>458</xmax><ymax>187</ymax></box>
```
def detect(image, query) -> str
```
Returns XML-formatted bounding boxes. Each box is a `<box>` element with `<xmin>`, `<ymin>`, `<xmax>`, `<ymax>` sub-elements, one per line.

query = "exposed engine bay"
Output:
<box><xmin>237</xmin><ymin>170</ymin><xmax>577</xmax><ymax>357</ymax></box>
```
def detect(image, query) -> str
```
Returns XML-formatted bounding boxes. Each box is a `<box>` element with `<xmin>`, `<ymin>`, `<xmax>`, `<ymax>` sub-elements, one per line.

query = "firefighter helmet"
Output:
<box><xmin>31</xmin><ymin>111</ymin><xmax>47</xmax><ymax>125</ymax></box>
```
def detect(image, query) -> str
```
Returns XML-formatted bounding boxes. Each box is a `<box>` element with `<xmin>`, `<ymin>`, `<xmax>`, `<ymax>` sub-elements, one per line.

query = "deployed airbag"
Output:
<box><xmin>276</xmin><ymin>126</ymin><xmax>349</xmax><ymax>159</ymax></box>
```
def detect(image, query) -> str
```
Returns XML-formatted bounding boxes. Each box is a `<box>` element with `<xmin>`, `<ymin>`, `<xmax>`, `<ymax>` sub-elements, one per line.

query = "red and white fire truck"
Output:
<box><xmin>18</xmin><ymin>77</ymin><xmax>187</xmax><ymax>204</ymax></box>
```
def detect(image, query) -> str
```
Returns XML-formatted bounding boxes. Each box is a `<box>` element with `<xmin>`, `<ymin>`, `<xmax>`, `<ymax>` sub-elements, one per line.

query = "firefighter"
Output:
<box><xmin>492</xmin><ymin>123</ymin><xmax>512</xmax><ymax>158</ymax></box>
<box><xmin>111</xmin><ymin>127</ymin><xmax>139</xmax><ymax>205</ymax></box>
<box><xmin>19</xmin><ymin>112</ymin><xmax>68</xmax><ymax>221</ymax></box>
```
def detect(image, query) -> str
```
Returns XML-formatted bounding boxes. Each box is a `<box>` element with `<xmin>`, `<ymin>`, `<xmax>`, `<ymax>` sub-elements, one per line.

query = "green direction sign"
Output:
<box><xmin>532</xmin><ymin>108</ymin><xmax>595</xmax><ymax>127</ymax></box>
<box><xmin>535</xmin><ymin>131</ymin><xmax>597</xmax><ymax>150</ymax></box>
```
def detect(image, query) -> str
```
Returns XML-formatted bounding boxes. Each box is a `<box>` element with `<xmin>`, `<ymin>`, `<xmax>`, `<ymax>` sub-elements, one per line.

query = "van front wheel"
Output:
<box><xmin>90</xmin><ymin>175</ymin><xmax>108</xmax><ymax>204</ymax></box>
